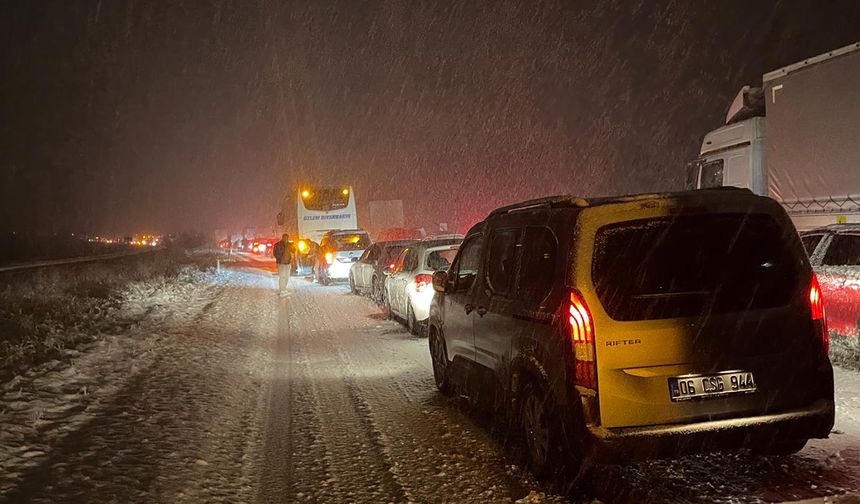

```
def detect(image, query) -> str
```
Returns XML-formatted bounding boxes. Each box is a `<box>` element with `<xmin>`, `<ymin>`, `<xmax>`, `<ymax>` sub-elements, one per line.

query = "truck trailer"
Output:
<box><xmin>688</xmin><ymin>42</ymin><xmax>860</xmax><ymax>230</ymax></box>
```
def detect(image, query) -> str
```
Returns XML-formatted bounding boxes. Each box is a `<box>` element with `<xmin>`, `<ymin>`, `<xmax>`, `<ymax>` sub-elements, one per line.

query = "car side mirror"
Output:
<box><xmin>432</xmin><ymin>270</ymin><xmax>448</xmax><ymax>293</ymax></box>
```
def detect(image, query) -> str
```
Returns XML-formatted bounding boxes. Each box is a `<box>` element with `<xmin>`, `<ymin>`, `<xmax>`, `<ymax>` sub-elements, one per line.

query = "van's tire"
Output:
<box><xmin>517</xmin><ymin>379</ymin><xmax>582</xmax><ymax>481</ymax></box>
<box><xmin>751</xmin><ymin>437</ymin><xmax>808</xmax><ymax>456</ymax></box>
<box><xmin>429</xmin><ymin>330</ymin><xmax>454</xmax><ymax>396</ymax></box>
<box><xmin>348</xmin><ymin>273</ymin><xmax>357</xmax><ymax>294</ymax></box>
<box><xmin>407</xmin><ymin>304</ymin><xmax>421</xmax><ymax>336</ymax></box>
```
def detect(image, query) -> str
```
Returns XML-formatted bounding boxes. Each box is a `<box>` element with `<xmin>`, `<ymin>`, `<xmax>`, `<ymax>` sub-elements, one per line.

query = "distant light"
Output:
<box><xmin>342</xmin><ymin>188</ymin><xmax>349</xmax><ymax>196</ymax></box>
<box><xmin>142</xmin><ymin>240</ymin><xmax>148</xmax><ymax>245</ymax></box>
<box><xmin>301</xmin><ymin>190</ymin><xmax>310</xmax><ymax>198</ymax></box>
<box><xmin>297</xmin><ymin>240</ymin><xmax>308</xmax><ymax>253</ymax></box>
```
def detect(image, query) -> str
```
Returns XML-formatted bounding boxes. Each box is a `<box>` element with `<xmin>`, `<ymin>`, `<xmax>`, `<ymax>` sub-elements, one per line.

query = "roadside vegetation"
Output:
<box><xmin>0</xmin><ymin>248</ymin><xmax>216</xmax><ymax>381</ymax></box>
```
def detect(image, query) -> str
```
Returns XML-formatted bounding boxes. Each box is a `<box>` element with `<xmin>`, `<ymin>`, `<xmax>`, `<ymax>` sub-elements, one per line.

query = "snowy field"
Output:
<box><xmin>1</xmin><ymin>257</ymin><xmax>859</xmax><ymax>503</ymax></box>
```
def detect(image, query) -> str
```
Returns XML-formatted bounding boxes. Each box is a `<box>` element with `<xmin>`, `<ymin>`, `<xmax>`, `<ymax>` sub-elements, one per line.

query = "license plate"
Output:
<box><xmin>669</xmin><ymin>371</ymin><xmax>757</xmax><ymax>402</ymax></box>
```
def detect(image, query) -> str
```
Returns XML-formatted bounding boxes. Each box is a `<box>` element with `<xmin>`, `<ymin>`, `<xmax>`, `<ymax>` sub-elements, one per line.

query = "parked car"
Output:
<box><xmin>349</xmin><ymin>240</ymin><xmax>417</xmax><ymax>301</ymax></box>
<box><xmin>251</xmin><ymin>237</ymin><xmax>275</xmax><ymax>256</ymax></box>
<box><xmin>428</xmin><ymin>189</ymin><xmax>834</xmax><ymax>478</ymax></box>
<box><xmin>800</xmin><ymin>224</ymin><xmax>860</xmax><ymax>338</ymax></box>
<box><xmin>315</xmin><ymin>229</ymin><xmax>371</xmax><ymax>285</ymax></box>
<box><xmin>384</xmin><ymin>238</ymin><xmax>462</xmax><ymax>335</ymax></box>
<box><xmin>420</xmin><ymin>234</ymin><xmax>464</xmax><ymax>245</ymax></box>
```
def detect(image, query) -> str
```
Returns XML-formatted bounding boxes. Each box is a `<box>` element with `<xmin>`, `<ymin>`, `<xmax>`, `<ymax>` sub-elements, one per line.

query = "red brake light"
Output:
<box><xmin>809</xmin><ymin>273</ymin><xmax>829</xmax><ymax>354</ymax></box>
<box><xmin>415</xmin><ymin>273</ymin><xmax>433</xmax><ymax>292</ymax></box>
<box><xmin>568</xmin><ymin>290</ymin><xmax>597</xmax><ymax>390</ymax></box>
<box><xmin>809</xmin><ymin>274</ymin><xmax>825</xmax><ymax>321</ymax></box>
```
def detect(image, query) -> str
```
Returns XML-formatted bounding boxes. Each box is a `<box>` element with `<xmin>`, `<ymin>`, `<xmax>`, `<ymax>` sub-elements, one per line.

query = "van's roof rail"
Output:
<box><xmin>488</xmin><ymin>195</ymin><xmax>586</xmax><ymax>217</ymax></box>
<box><xmin>487</xmin><ymin>188</ymin><xmax>759</xmax><ymax>219</ymax></box>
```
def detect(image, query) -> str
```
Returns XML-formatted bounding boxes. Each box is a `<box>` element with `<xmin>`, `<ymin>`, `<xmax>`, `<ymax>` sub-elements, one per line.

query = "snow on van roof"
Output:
<box><xmin>487</xmin><ymin>187</ymin><xmax>757</xmax><ymax>218</ymax></box>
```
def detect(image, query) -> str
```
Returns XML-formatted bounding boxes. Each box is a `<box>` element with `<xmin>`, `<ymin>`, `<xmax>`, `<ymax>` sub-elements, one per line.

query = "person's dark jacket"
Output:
<box><xmin>273</xmin><ymin>240</ymin><xmax>291</xmax><ymax>265</ymax></box>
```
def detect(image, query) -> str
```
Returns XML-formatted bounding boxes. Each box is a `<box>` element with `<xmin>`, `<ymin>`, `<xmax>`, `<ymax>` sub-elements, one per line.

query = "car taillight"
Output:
<box><xmin>809</xmin><ymin>273</ymin><xmax>829</xmax><ymax>354</ymax></box>
<box><xmin>325</xmin><ymin>252</ymin><xmax>334</xmax><ymax>265</ymax></box>
<box><xmin>568</xmin><ymin>290</ymin><xmax>597</xmax><ymax>390</ymax></box>
<box><xmin>415</xmin><ymin>273</ymin><xmax>433</xmax><ymax>292</ymax></box>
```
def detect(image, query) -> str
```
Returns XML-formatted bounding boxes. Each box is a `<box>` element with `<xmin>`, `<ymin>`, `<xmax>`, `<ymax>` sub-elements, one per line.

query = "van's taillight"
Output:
<box><xmin>809</xmin><ymin>273</ymin><xmax>829</xmax><ymax>354</ymax></box>
<box><xmin>568</xmin><ymin>290</ymin><xmax>597</xmax><ymax>390</ymax></box>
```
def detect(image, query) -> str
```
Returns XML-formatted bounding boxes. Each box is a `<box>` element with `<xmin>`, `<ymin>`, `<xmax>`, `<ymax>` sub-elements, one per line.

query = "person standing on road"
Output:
<box><xmin>273</xmin><ymin>234</ymin><xmax>292</xmax><ymax>297</ymax></box>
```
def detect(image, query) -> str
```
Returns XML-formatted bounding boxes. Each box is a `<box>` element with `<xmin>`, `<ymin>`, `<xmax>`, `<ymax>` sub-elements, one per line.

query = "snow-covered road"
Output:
<box><xmin>2</xmin><ymin>259</ymin><xmax>859</xmax><ymax>503</ymax></box>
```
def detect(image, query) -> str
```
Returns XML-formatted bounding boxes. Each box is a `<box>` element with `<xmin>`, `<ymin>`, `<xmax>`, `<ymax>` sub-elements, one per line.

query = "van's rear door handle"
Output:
<box><xmin>465</xmin><ymin>303</ymin><xmax>474</xmax><ymax>314</ymax></box>
<box><xmin>476</xmin><ymin>306</ymin><xmax>487</xmax><ymax>317</ymax></box>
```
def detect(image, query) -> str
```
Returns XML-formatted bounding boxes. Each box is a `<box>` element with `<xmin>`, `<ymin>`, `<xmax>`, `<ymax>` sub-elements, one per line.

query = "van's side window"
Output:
<box><xmin>518</xmin><ymin>227</ymin><xmax>557</xmax><ymax>301</ymax></box>
<box><xmin>486</xmin><ymin>228</ymin><xmax>520</xmax><ymax>297</ymax></box>
<box><xmin>453</xmin><ymin>235</ymin><xmax>484</xmax><ymax>293</ymax></box>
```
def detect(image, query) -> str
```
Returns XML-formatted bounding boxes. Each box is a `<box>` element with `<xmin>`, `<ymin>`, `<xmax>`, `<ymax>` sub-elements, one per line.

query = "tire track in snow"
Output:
<box><xmin>283</xmin><ymin>282</ymin><xmax>410</xmax><ymax>503</ymax></box>
<box><xmin>258</xmin><ymin>293</ymin><xmax>335</xmax><ymax>502</ymax></box>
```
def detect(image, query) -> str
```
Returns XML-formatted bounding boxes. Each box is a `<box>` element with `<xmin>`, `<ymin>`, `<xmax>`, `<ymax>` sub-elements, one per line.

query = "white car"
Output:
<box><xmin>316</xmin><ymin>229</ymin><xmax>371</xmax><ymax>285</ymax></box>
<box><xmin>384</xmin><ymin>239</ymin><xmax>461</xmax><ymax>335</ymax></box>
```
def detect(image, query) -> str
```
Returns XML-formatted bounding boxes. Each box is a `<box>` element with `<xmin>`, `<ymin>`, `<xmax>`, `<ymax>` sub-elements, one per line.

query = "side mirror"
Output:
<box><xmin>432</xmin><ymin>270</ymin><xmax>448</xmax><ymax>293</ymax></box>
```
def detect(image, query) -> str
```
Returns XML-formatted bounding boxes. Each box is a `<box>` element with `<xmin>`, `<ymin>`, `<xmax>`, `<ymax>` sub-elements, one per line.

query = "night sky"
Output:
<box><xmin>2</xmin><ymin>1</ymin><xmax>859</xmax><ymax>235</ymax></box>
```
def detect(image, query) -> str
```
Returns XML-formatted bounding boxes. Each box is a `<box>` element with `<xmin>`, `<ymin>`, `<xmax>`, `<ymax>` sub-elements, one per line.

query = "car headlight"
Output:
<box><xmin>325</xmin><ymin>252</ymin><xmax>334</xmax><ymax>265</ymax></box>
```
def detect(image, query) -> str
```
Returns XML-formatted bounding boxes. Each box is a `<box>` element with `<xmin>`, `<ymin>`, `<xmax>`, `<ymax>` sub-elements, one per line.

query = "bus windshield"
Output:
<box><xmin>301</xmin><ymin>188</ymin><xmax>350</xmax><ymax>211</ymax></box>
<box><xmin>297</xmin><ymin>186</ymin><xmax>358</xmax><ymax>244</ymax></box>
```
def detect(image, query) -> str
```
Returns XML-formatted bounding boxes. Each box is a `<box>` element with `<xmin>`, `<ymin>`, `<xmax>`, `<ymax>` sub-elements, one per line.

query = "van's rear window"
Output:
<box><xmin>592</xmin><ymin>214</ymin><xmax>801</xmax><ymax>321</ymax></box>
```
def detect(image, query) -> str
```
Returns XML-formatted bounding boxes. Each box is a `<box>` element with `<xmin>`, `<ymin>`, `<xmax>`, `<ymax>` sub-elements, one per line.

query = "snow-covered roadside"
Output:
<box><xmin>0</xmin><ymin>267</ymin><xmax>221</xmax><ymax>495</ymax></box>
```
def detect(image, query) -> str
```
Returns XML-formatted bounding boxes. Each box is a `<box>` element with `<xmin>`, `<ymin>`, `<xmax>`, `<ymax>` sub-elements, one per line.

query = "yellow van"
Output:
<box><xmin>428</xmin><ymin>188</ymin><xmax>834</xmax><ymax>477</ymax></box>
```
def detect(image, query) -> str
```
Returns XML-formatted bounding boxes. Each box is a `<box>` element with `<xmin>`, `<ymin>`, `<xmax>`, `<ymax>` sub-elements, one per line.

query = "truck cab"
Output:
<box><xmin>688</xmin><ymin>42</ymin><xmax>860</xmax><ymax>232</ymax></box>
<box><xmin>686</xmin><ymin>85</ymin><xmax>768</xmax><ymax>196</ymax></box>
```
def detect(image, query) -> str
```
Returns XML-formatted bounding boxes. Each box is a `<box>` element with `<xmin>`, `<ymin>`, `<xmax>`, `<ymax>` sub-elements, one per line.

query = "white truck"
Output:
<box><xmin>688</xmin><ymin>41</ymin><xmax>860</xmax><ymax>230</ymax></box>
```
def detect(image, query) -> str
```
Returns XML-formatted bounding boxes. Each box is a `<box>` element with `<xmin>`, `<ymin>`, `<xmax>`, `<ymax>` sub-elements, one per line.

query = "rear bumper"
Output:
<box><xmin>588</xmin><ymin>398</ymin><xmax>835</xmax><ymax>460</ymax></box>
<box><xmin>326</xmin><ymin>261</ymin><xmax>353</xmax><ymax>279</ymax></box>
<box><xmin>410</xmin><ymin>290</ymin><xmax>434</xmax><ymax>321</ymax></box>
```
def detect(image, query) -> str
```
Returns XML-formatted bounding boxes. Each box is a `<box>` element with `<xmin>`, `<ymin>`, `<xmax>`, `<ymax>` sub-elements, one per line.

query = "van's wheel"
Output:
<box><xmin>751</xmin><ymin>437</ymin><xmax>808</xmax><ymax>456</ymax></box>
<box><xmin>429</xmin><ymin>330</ymin><xmax>453</xmax><ymax>395</ymax></box>
<box><xmin>518</xmin><ymin>380</ymin><xmax>580</xmax><ymax>481</ymax></box>
<box><xmin>520</xmin><ymin>381</ymin><xmax>554</xmax><ymax>476</ymax></box>
<box><xmin>319</xmin><ymin>272</ymin><xmax>330</xmax><ymax>286</ymax></box>
<box><xmin>407</xmin><ymin>304</ymin><xmax>421</xmax><ymax>336</ymax></box>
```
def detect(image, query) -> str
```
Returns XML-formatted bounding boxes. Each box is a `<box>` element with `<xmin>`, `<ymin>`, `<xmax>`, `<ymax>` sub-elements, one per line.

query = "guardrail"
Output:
<box><xmin>0</xmin><ymin>247</ymin><xmax>164</xmax><ymax>273</ymax></box>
